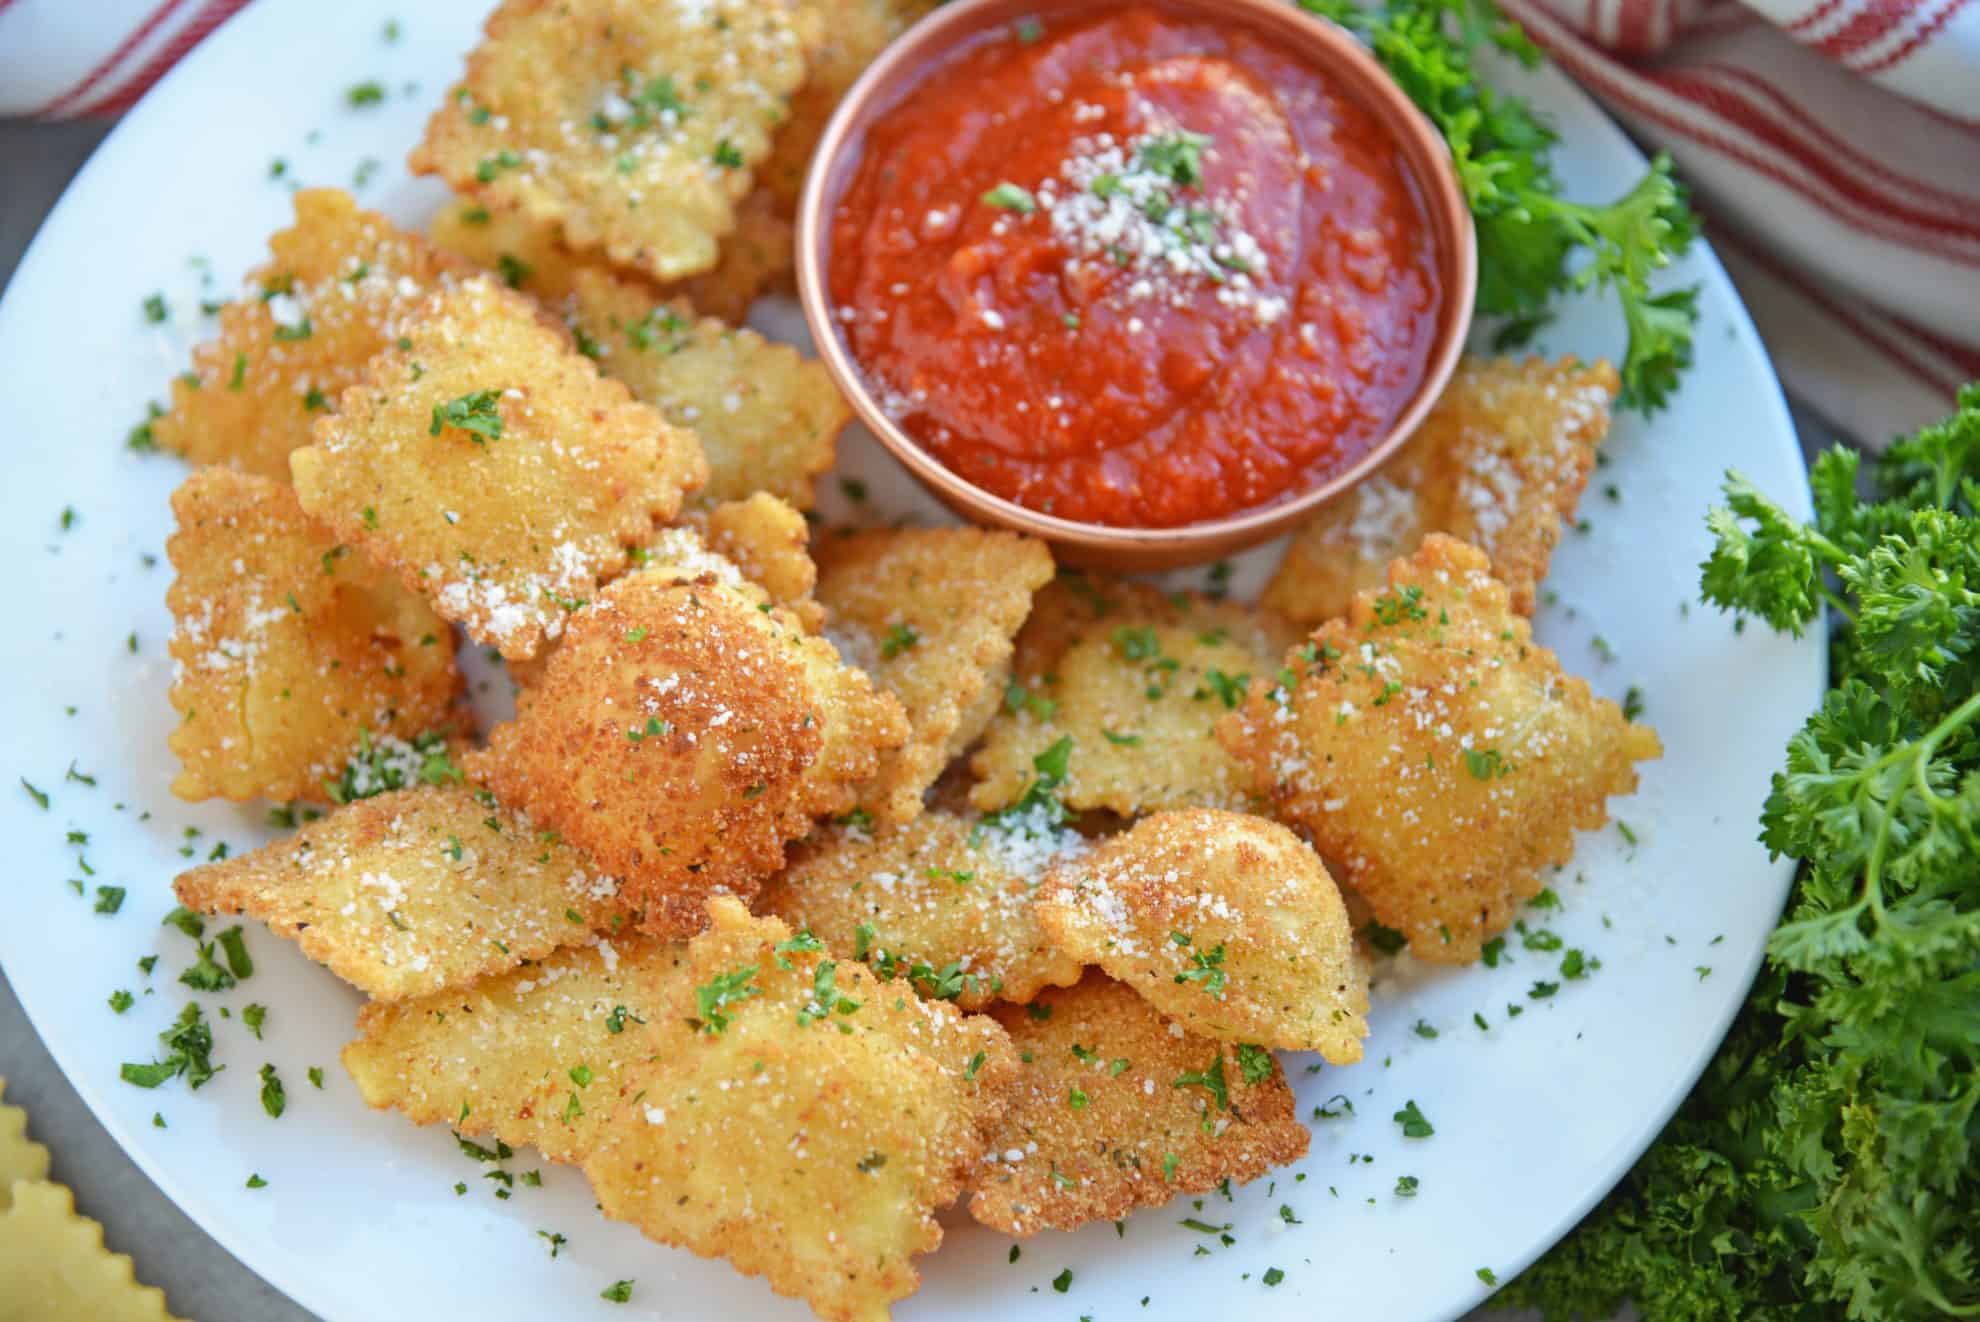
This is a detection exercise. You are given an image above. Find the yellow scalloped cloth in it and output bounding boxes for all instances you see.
[0,1078,184,1322]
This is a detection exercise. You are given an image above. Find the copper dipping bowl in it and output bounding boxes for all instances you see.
[796,0,1476,571]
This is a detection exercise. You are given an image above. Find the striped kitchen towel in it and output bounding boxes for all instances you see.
[0,0,252,121]
[4,0,1978,444]
[1497,0,1980,444]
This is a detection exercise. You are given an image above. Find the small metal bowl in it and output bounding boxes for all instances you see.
[796,0,1476,571]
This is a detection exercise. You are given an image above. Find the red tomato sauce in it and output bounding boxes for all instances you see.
[826,5,1442,527]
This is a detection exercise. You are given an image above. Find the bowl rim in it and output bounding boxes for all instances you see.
[795,0,1478,563]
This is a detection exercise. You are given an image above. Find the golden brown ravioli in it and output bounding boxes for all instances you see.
[411,0,815,282]
[291,275,704,660]
[155,189,471,481]
[1263,356,1618,625]
[165,468,461,803]
[582,897,1017,1322]
[1223,534,1661,963]
[471,566,907,937]
[970,972,1309,1237]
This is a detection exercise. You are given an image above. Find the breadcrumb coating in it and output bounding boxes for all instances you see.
[411,0,815,282]
[582,897,1017,1322]
[1264,356,1618,626]
[818,527,1054,822]
[1222,535,1661,963]
[165,467,462,803]
[472,566,907,937]
[175,786,629,1000]
[759,809,1085,1010]
[969,972,1309,1236]
[291,275,704,660]
[155,189,471,481]
[1037,809,1367,1059]
[971,575,1298,816]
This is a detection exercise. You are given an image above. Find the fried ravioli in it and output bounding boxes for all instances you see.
[290,275,705,660]
[1222,535,1662,963]
[970,576,1298,816]
[676,189,798,319]
[154,189,469,481]
[1263,356,1619,626]
[694,494,822,628]
[173,786,629,1001]
[758,0,940,216]
[429,187,794,323]
[427,194,613,305]
[581,897,1017,1322]
[411,0,815,282]
[164,468,462,803]
[1036,810,1367,1060]
[758,810,1085,1010]
[567,268,847,508]
[506,501,823,700]
[472,567,908,938]
[818,528,1055,822]
[970,972,1309,1236]
[342,938,680,1164]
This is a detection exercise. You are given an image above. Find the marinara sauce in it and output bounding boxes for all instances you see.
[826,5,1441,527]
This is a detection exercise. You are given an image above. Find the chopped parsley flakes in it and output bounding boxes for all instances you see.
[120,1004,220,1091]
[1393,1099,1435,1138]
[259,1064,286,1118]
[694,965,760,1034]
[429,389,505,443]
[982,182,1037,214]
[1170,932,1228,998]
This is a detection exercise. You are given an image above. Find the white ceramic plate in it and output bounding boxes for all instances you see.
[0,4,1820,1320]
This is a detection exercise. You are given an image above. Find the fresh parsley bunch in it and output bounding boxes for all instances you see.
[1505,386,1980,1320]
[1299,0,1700,412]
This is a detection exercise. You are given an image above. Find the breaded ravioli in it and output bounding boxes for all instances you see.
[758,810,1086,1010]
[429,187,795,323]
[505,503,824,701]
[290,275,706,660]
[1263,356,1619,626]
[427,195,620,305]
[970,576,1298,816]
[581,898,1017,1322]
[1035,810,1367,1060]
[411,0,815,282]
[566,268,848,508]
[173,786,628,1001]
[757,0,941,216]
[342,938,680,1164]
[970,972,1309,1237]
[694,494,822,628]
[818,527,1055,822]
[155,189,470,481]
[472,567,908,938]
[1221,535,1662,963]
[164,468,462,803]
[676,190,799,318]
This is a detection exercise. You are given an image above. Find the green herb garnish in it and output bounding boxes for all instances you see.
[429,389,504,443]
[1300,0,1696,412]
[1510,384,1980,1318]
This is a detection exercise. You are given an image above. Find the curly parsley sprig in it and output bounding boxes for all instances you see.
[1505,385,1980,1320]
[1301,0,1699,412]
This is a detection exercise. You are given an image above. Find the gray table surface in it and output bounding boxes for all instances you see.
[0,115,1833,1322]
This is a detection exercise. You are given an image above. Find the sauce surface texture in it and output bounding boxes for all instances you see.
[826,5,1441,527]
